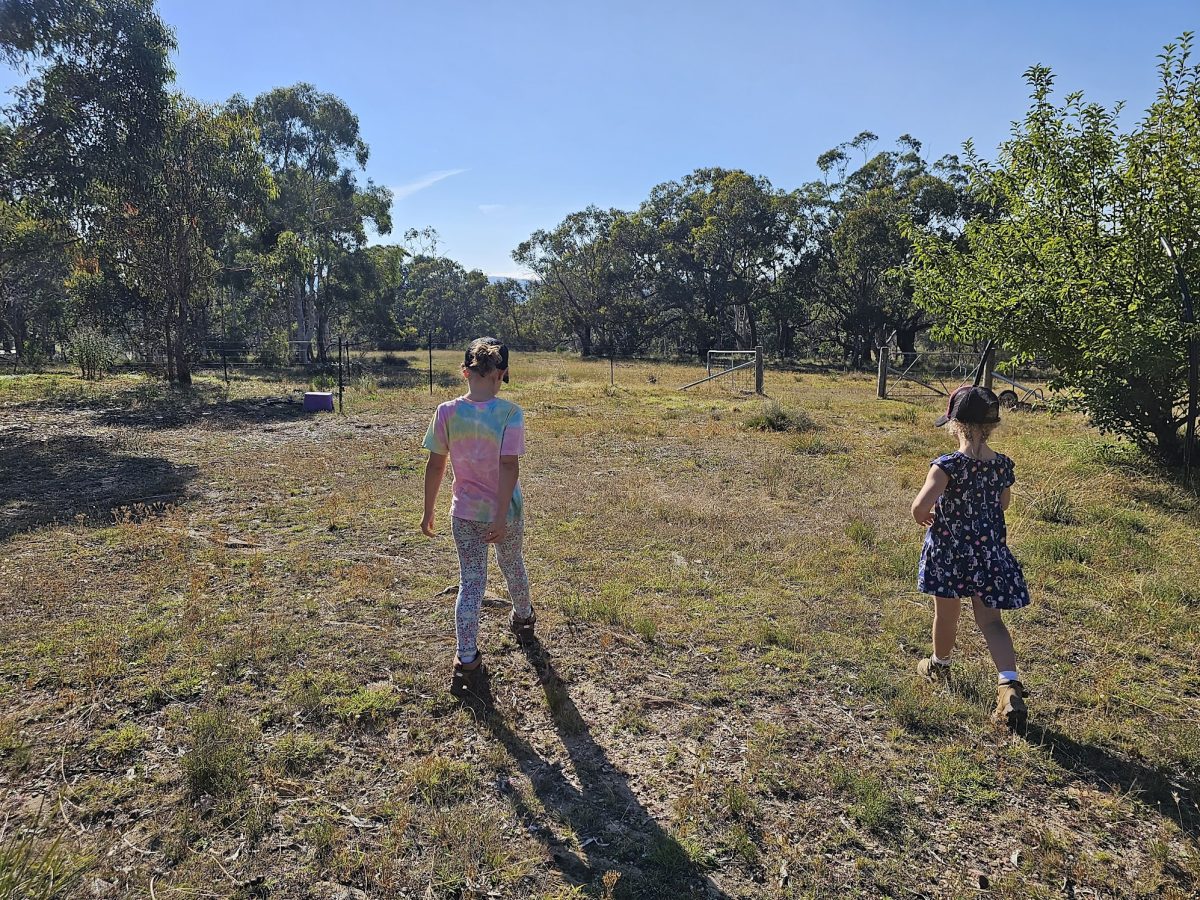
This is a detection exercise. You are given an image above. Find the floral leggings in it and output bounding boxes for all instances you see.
[452,516,532,659]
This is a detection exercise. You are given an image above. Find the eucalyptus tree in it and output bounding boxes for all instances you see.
[513,206,631,356]
[808,133,967,367]
[75,95,272,383]
[0,200,70,358]
[626,168,795,357]
[0,0,174,354]
[0,0,174,212]
[245,84,392,362]
[909,36,1200,464]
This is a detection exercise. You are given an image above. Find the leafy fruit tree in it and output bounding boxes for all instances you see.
[909,35,1200,464]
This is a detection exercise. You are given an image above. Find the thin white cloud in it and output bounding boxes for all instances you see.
[478,204,505,214]
[391,168,467,201]
[487,270,537,281]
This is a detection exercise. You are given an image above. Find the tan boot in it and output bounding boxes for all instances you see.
[916,656,951,685]
[993,680,1028,732]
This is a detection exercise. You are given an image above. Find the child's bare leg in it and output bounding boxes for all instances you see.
[932,596,961,660]
[971,597,1017,674]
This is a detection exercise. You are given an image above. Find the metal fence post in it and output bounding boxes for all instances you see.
[428,332,434,395]
[337,336,344,413]
[877,345,889,399]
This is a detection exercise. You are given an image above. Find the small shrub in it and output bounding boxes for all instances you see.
[723,782,758,819]
[1028,534,1092,565]
[354,373,378,395]
[633,615,658,642]
[180,708,256,799]
[791,433,849,455]
[744,401,815,433]
[0,816,90,900]
[933,748,999,805]
[832,767,904,834]
[327,686,400,731]
[1028,487,1077,524]
[309,372,336,392]
[69,326,118,380]
[257,330,292,368]
[283,669,350,719]
[615,707,650,735]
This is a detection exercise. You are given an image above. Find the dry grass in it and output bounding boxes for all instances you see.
[0,352,1198,898]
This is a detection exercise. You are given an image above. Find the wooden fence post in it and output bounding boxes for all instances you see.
[754,345,764,394]
[877,345,889,399]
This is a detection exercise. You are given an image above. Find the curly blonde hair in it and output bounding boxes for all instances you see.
[948,419,999,443]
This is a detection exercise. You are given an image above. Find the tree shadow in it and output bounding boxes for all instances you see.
[7,380,320,431]
[458,637,729,899]
[90,392,315,431]
[0,435,196,541]
[1023,724,1199,838]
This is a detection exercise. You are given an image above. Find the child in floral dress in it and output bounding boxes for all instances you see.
[910,386,1031,731]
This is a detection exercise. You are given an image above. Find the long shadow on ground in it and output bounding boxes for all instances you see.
[1024,725,1200,838]
[0,435,196,541]
[460,637,729,899]
[7,381,316,431]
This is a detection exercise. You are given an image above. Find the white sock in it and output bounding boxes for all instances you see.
[459,650,477,665]
[998,670,1019,684]
[931,653,951,666]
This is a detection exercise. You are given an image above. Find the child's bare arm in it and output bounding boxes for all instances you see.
[1000,486,1012,511]
[911,466,950,527]
[422,452,448,535]
[484,455,519,543]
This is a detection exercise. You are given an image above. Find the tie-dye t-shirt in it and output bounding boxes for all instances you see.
[422,396,526,523]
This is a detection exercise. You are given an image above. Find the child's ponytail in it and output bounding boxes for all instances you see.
[464,337,510,382]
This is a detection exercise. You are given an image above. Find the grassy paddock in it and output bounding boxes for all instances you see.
[0,352,1197,898]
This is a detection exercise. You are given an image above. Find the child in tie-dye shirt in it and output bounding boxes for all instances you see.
[422,337,534,688]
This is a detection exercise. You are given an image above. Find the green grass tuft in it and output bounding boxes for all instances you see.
[744,401,815,433]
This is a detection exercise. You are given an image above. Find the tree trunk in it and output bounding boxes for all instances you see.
[577,323,592,357]
[895,326,919,367]
[1152,418,1182,466]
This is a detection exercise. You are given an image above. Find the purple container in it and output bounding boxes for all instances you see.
[303,391,335,412]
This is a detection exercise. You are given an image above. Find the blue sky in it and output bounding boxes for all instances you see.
[7,1,1198,276]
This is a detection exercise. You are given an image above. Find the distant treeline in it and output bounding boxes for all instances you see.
[1,4,1197,463]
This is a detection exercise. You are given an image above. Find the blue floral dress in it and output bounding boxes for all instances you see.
[917,451,1030,610]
